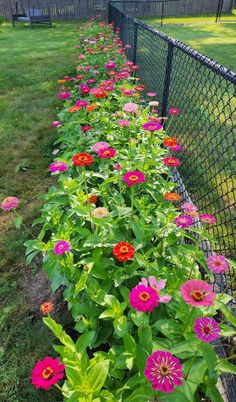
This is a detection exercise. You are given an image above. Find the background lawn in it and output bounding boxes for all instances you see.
[142,11,236,71]
[0,20,83,401]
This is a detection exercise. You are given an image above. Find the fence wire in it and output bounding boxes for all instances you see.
[108,4,236,296]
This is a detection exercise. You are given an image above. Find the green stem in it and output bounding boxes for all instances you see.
[54,383,70,397]
[83,166,92,221]
[188,232,203,279]
[218,271,236,300]
[221,353,236,361]
[185,349,199,380]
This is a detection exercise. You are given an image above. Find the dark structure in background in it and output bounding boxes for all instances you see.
[11,1,52,27]
[0,0,234,20]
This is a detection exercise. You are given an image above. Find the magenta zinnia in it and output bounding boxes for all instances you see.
[144,351,183,393]
[32,357,65,390]
[142,122,162,131]
[174,215,194,228]
[122,171,145,187]
[180,279,215,307]
[49,162,68,173]
[207,255,229,274]
[54,240,71,255]
[163,157,181,167]
[98,147,116,159]
[129,284,159,312]
[194,317,220,342]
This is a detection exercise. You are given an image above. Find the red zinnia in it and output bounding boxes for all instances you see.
[113,241,135,262]
[72,153,94,166]
[87,195,97,204]
[163,157,181,167]
[163,138,177,147]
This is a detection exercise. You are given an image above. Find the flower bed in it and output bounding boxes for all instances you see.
[18,20,236,401]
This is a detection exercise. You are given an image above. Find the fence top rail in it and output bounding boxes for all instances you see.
[110,1,184,3]
[109,3,236,84]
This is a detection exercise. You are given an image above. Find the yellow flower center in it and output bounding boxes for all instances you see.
[79,156,87,161]
[42,367,54,380]
[129,175,138,181]
[192,290,204,301]
[59,244,64,249]
[139,291,150,301]
[120,246,129,253]
[159,365,170,376]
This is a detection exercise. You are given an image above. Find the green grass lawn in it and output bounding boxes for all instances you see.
[0,20,82,401]
[142,11,236,71]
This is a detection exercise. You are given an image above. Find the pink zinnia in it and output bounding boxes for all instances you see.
[49,162,68,173]
[199,214,216,225]
[163,157,181,167]
[81,125,92,132]
[122,171,146,187]
[142,122,162,132]
[129,284,159,312]
[139,276,171,303]
[32,357,64,390]
[144,351,183,393]
[207,255,229,274]
[180,279,215,307]
[75,99,88,108]
[54,240,70,255]
[182,202,197,213]
[52,121,61,127]
[105,61,116,69]
[174,215,193,228]
[118,119,130,127]
[147,92,157,97]
[1,196,19,211]
[98,147,116,159]
[58,92,70,100]
[113,163,123,170]
[194,317,220,342]
[123,102,138,113]
[92,142,109,153]
[169,108,181,115]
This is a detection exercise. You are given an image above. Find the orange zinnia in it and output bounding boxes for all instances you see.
[164,192,181,201]
[113,241,135,262]
[86,103,98,112]
[40,301,54,315]
[68,106,81,113]
[58,79,66,85]
[163,138,177,147]
[72,153,94,167]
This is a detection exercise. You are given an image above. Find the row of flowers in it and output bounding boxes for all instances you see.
[3,19,236,402]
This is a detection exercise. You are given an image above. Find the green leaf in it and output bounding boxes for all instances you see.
[131,311,149,327]
[114,315,128,337]
[124,385,153,402]
[14,215,23,229]
[86,360,109,394]
[205,384,224,402]
[216,359,236,375]
[220,323,236,337]
[218,302,236,327]
[153,319,182,339]
[170,336,201,358]
[75,331,96,353]
[138,325,152,354]
[123,333,136,355]
[43,317,76,353]
[201,342,217,378]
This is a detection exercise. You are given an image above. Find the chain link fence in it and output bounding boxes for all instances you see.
[108,3,236,295]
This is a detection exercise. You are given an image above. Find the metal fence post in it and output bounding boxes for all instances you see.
[160,1,164,27]
[133,21,138,65]
[161,41,174,118]
[108,1,111,23]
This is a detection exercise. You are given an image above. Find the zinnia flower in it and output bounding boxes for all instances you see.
[163,157,181,167]
[75,99,88,108]
[182,202,197,213]
[49,162,68,173]
[163,138,177,148]
[146,92,157,97]
[1,196,19,211]
[122,171,145,187]
[52,121,61,127]
[92,142,109,153]
[113,241,135,262]
[92,207,108,219]
[98,147,116,159]
[32,357,65,390]
[81,125,92,132]
[140,277,171,303]
[164,192,181,201]
[113,163,123,170]
[180,279,215,307]
[40,301,54,315]
[199,214,216,225]
[169,108,181,115]
[129,284,159,312]
[105,61,116,69]
[118,119,130,127]
[194,317,220,342]
[149,101,159,106]
[144,351,183,393]
[174,215,193,228]
[142,122,162,131]
[87,195,97,204]
[123,102,138,113]
[54,240,71,255]
[72,153,94,167]
[57,92,70,100]
[170,144,182,152]
[207,255,229,274]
